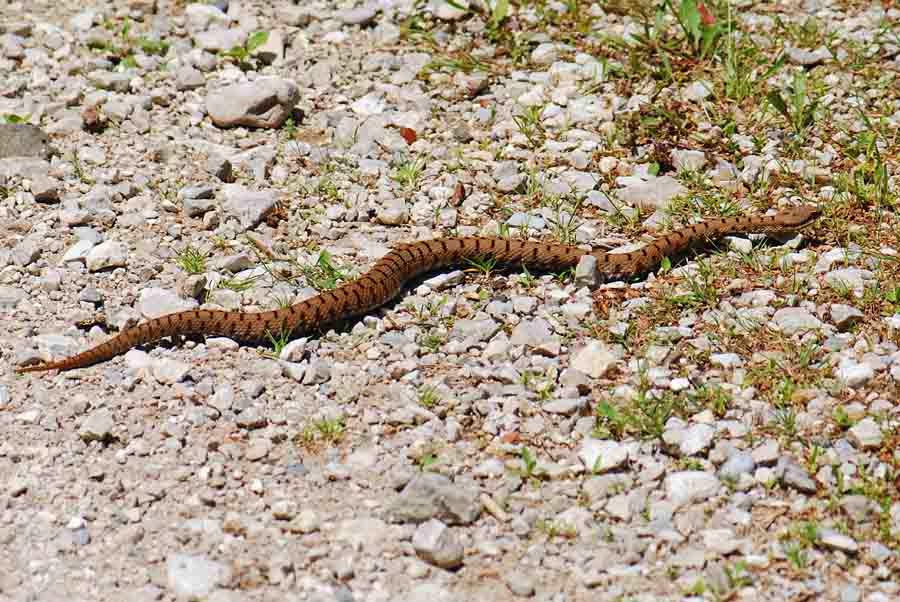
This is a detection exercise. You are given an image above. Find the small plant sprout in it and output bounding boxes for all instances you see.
[222,31,270,70]
[417,385,441,408]
[392,157,426,190]
[175,245,207,275]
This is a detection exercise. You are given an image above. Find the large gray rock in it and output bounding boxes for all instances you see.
[0,124,53,159]
[206,77,299,128]
[386,473,481,525]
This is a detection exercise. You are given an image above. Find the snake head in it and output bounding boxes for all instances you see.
[778,205,821,229]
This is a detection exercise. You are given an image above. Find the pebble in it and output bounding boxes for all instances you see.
[847,418,882,450]
[578,439,628,473]
[85,240,128,272]
[387,473,481,525]
[79,409,114,443]
[772,307,822,335]
[570,341,619,378]
[664,471,720,507]
[412,519,464,569]
[166,554,232,599]
[221,184,278,230]
[206,78,299,128]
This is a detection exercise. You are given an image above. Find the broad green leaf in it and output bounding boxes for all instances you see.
[246,31,270,53]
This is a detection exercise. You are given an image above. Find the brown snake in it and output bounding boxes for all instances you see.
[16,206,820,373]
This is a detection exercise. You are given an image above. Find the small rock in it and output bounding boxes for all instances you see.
[0,124,52,159]
[375,199,409,225]
[30,174,60,202]
[570,341,618,378]
[175,66,206,91]
[207,154,234,182]
[505,572,536,597]
[574,255,599,288]
[166,554,232,600]
[206,78,299,129]
[718,452,755,480]
[616,175,686,210]
[671,149,707,172]
[835,358,874,387]
[79,408,114,443]
[777,456,817,494]
[819,528,858,553]
[85,240,127,272]
[663,423,714,457]
[221,184,278,230]
[412,519,464,569]
[664,471,720,507]
[387,473,481,525]
[848,418,882,450]
[771,307,822,335]
[578,439,628,473]
[510,318,553,347]
[829,304,865,330]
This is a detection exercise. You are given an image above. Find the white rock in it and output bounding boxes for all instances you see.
[664,471,720,507]
[578,439,628,473]
[570,341,619,378]
[85,240,127,272]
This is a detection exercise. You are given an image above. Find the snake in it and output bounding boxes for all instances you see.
[15,205,820,373]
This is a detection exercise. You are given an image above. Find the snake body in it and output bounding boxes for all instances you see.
[16,206,819,373]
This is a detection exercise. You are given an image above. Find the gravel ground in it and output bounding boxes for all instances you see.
[2,1,900,601]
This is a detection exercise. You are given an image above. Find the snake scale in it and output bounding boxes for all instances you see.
[16,206,820,373]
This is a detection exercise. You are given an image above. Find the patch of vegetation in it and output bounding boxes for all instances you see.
[301,250,349,291]
[175,245,207,275]
[221,31,270,70]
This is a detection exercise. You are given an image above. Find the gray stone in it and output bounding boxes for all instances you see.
[777,456,817,494]
[88,70,133,92]
[137,287,198,319]
[829,304,864,330]
[570,341,619,378]
[819,528,858,553]
[206,78,299,129]
[578,439,628,473]
[786,45,831,66]
[671,149,707,172]
[79,408,114,443]
[340,6,378,25]
[0,286,26,308]
[166,554,232,600]
[221,184,278,230]
[386,473,481,525]
[615,175,686,210]
[86,240,128,272]
[848,418,882,450]
[207,154,234,182]
[824,268,873,296]
[252,31,284,64]
[0,124,52,159]
[62,239,95,264]
[194,28,246,53]
[772,307,822,335]
[664,471,720,507]
[375,198,409,225]
[30,174,60,202]
[718,452,755,480]
[510,318,553,347]
[12,237,41,266]
[574,255,599,288]
[505,572,536,597]
[175,66,205,91]
[836,358,874,387]
[412,519,463,569]
[663,423,714,457]
[151,359,191,384]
